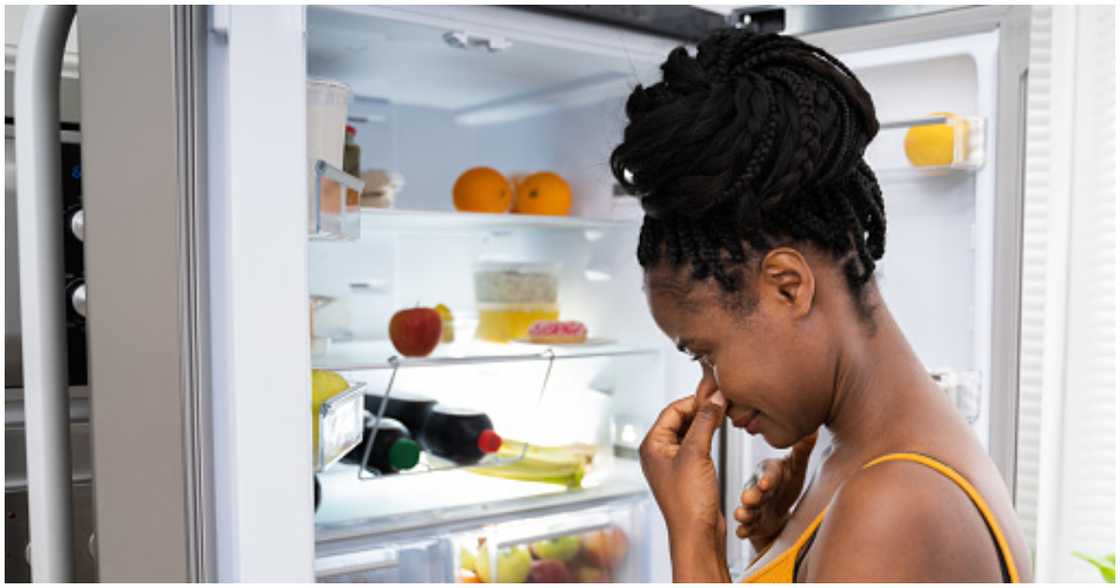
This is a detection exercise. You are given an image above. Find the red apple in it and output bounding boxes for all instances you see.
[389,307,442,357]
[580,526,630,570]
[528,559,572,583]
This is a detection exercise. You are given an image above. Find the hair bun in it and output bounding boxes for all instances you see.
[611,28,879,221]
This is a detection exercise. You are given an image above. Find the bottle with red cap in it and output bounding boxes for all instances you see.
[343,125,360,176]
[419,404,503,466]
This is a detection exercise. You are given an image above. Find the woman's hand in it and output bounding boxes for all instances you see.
[640,369,731,582]
[733,430,818,554]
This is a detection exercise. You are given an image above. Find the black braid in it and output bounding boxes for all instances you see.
[610,28,886,318]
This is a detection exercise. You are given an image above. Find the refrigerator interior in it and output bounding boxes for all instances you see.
[304,6,691,582]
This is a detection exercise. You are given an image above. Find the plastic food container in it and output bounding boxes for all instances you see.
[307,79,352,169]
[474,262,559,343]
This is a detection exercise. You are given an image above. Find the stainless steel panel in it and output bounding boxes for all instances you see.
[730,5,961,36]
[5,483,97,583]
[77,6,210,581]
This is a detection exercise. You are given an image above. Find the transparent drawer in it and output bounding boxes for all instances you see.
[316,538,451,583]
[452,501,646,583]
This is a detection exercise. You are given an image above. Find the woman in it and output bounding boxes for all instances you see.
[610,28,1032,582]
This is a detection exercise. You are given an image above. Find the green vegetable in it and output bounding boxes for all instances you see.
[1073,552,1115,583]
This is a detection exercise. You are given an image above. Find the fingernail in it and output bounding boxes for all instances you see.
[710,391,726,407]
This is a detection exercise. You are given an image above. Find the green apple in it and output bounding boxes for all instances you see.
[530,535,581,562]
[477,542,532,583]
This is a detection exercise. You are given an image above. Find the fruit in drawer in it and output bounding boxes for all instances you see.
[580,526,630,569]
[529,535,581,562]
[529,559,573,583]
[512,171,571,216]
[573,564,609,583]
[453,167,512,213]
[477,542,532,583]
[388,307,442,357]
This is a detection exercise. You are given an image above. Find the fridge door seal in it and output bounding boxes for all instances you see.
[77,5,213,581]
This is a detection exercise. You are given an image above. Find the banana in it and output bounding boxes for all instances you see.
[468,439,597,488]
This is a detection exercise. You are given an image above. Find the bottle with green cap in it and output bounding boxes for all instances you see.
[341,413,421,474]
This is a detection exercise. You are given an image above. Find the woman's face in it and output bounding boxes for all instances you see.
[645,249,839,449]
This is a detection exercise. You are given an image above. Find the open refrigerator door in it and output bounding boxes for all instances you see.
[722,5,1030,577]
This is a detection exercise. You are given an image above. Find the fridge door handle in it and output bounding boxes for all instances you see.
[15,5,78,582]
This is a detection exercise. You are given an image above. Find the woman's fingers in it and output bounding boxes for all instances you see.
[681,379,726,455]
[757,459,783,493]
[741,483,762,508]
[741,460,780,504]
[644,395,696,448]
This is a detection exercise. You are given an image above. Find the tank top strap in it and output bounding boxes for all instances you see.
[861,452,1020,583]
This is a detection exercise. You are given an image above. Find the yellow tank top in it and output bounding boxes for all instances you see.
[742,452,1020,583]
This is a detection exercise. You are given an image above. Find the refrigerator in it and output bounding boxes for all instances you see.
[10,4,1030,582]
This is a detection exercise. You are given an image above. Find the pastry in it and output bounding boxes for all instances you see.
[527,320,587,344]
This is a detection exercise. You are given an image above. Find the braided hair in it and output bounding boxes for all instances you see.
[611,29,886,316]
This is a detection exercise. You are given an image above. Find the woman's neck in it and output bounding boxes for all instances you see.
[823,301,940,462]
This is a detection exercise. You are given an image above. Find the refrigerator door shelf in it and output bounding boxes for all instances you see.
[871,115,988,179]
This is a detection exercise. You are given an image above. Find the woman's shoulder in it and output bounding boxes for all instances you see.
[803,456,1010,581]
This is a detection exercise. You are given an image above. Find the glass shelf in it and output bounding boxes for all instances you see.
[314,458,647,541]
[359,208,639,236]
[311,339,660,371]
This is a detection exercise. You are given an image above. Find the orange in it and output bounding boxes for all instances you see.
[453,167,512,213]
[513,171,572,216]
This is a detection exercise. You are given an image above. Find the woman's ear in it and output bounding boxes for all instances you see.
[760,248,816,318]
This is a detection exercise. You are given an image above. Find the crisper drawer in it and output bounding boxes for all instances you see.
[315,538,451,583]
[315,496,650,583]
[452,499,649,583]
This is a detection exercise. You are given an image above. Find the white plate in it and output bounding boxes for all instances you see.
[511,336,615,347]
